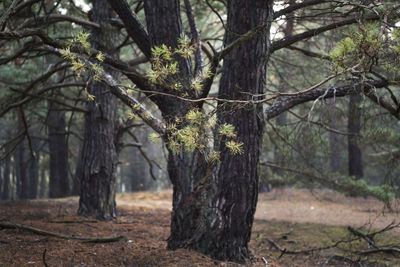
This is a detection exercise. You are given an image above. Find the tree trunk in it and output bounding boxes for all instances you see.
[348,94,363,179]
[77,0,120,220]
[48,101,69,198]
[0,164,2,197]
[15,139,28,200]
[161,0,272,263]
[28,137,39,199]
[39,167,47,198]
[270,2,294,181]
[205,0,271,262]
[329,99,340,172]
[143,0,208,251]
[112,0,271,262]
[1,155,10,200]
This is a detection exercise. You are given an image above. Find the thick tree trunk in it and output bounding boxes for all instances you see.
[110,0,271,262]
[143,0,207,250]
[154,0,272,263]
[205,1,271,262]
[348,94,363,179]
[48,102,69,198]
[77,0,120,220]
[1,155,9,200]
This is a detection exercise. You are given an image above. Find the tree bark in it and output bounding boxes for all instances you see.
[210,0,271,262]
[111,0,272,262]
[143,0,209,252]
[162,0,272,263]
[48,101,69,198]
[77,0,120,220]
[348,94,363,179]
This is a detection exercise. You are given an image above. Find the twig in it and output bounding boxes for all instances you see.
[49,220,98,224]
[42,249,49,267]
[347,226,379,249]
[0,0,18,28]
[266,238,355,256]
[0,222,123,243]
[356,247,400,255]
[262,257,268,267]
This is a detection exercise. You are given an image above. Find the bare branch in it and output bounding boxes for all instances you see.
[273,0,331,19]
[106,0,151,58]
[0,0,18,28]
[17,14,100,30]
[265,79,388,120]
[271,12,398,53]
[184,0,204,76]
[0,222,123,243]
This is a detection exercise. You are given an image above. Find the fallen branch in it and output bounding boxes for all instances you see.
[347,226,379,249]
[42,249,49,267]
[356,247,400,255]
[0,222,123,243]
[49,220,98,224]
[266,238,347,256]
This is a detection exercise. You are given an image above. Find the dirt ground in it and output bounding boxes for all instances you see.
[0,188,399,267]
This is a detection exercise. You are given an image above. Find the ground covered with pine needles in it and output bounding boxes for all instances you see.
[0,189,399,266]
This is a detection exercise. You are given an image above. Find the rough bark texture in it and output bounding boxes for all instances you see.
[77,0,119,220]
[143,0,208,252]
[209,0,272,262]
[143,0,192,118]
[164,0,272,261]
[48,102,69,198]
[112,0,272,262]
[348,94,363,179]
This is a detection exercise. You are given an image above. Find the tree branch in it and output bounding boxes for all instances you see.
[184,0,204,76]
[265,79,388,120]
[0,0,18,28]
[17,14,100,30]
[106,0,151,58]
[271,13,394,53]
[0,222,123,243]
[273,0,331,19]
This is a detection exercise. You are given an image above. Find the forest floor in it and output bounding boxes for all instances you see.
[0,188,399,267]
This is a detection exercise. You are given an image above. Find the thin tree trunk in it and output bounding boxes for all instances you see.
[16,139,28,200]
[348,94,363,179]
[0,164,2,197]
[77,0,120,220]
[48,101,69,198]
[270,1,294,182]
[39,167,47,198]
[28,137,39,199]
[329,99,340,172]
[1,155,10,200]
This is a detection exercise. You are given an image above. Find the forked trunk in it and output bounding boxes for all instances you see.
[165,0,272,263]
